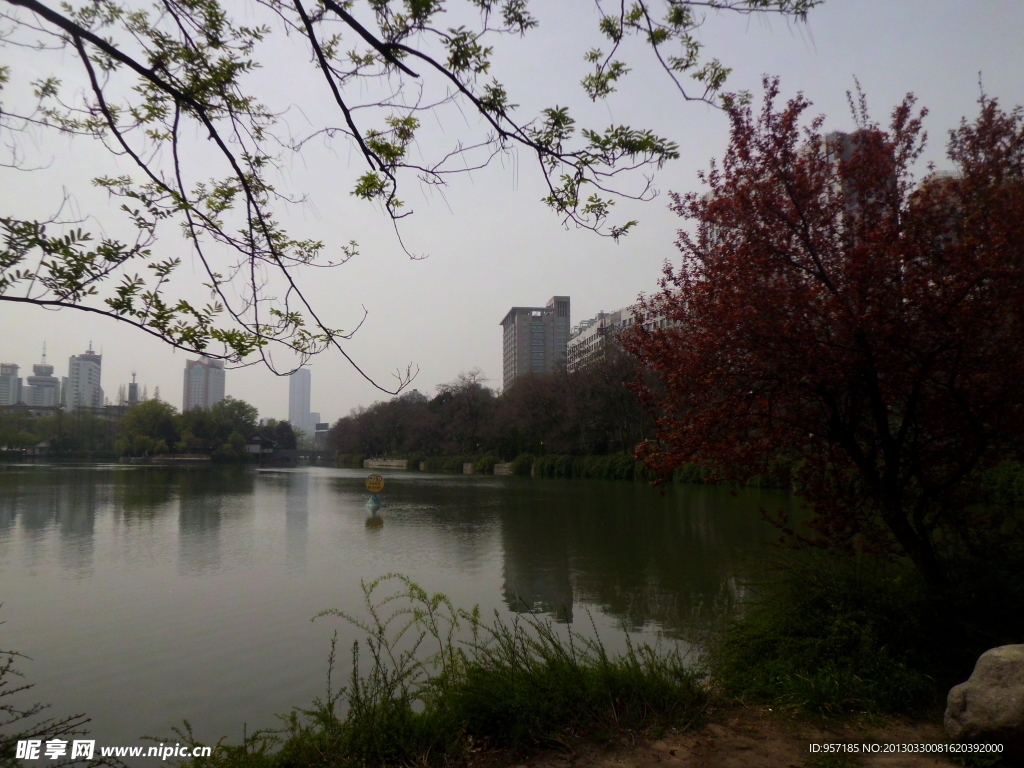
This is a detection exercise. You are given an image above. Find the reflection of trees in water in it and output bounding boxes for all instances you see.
[111,467,177,519]
[329,475,500,565]
[258,470,312,570]
[175,469,253,575]
[0,478,20,534]
[56,475,102,577]
[498,480,789,637]
[178,484,223,576]
[0,467,107,575]
[285,472,309,571]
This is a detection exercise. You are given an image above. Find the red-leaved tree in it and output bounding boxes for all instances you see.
[623,79,1024,587]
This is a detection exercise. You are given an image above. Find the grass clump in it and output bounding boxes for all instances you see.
[710,554,940,715]
[711,543,1024,716]
[180,575,707,768]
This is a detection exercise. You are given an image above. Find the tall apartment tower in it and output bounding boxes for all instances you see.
[66,344,103,411]
[128,372,139,405]
[500,296,570,391]
[182,357,225,411]
[24,345,61,407]
[0,363,22,406]
[288,369,319,436]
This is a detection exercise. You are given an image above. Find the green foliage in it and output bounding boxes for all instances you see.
[510,452,534,475]
[173,575,708,767]
[1,0,817,379]
[210,397,259,440]
[711,555,938,714]
[979,461,1024,507]
[471,454,500,474]
[421,455,472,473]
[118,398,179,455]
[335,453,365,468]
[532,453,654,481]
[254,419,298,450]
[711,546,1024,715]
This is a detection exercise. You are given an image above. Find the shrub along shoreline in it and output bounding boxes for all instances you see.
[174,575,710,768]
[170,549,1024,768]
[339,454,1024,508]
[337,451,786,488]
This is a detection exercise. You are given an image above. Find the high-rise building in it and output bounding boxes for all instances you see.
[66,344,103,411]
[182,357,225,411]
[0,363,22,406]
[128,372,139,405]
[499,296,570,391]
[567,303,679,373]
[23,345,61,407]
[288,369,319,436]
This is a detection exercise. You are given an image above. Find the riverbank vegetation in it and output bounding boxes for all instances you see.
[624,85,1024,592]
[712,543,1024,717]
[174,576,708,768]
[0,396,294,460]
[327,353,654,462]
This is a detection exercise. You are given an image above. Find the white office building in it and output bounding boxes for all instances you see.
[0,363,22,406]
[23,347,61,407]
[182,357,226,411]
[288,369,319,436]
[66,345,104,411]
[567,304,677,372]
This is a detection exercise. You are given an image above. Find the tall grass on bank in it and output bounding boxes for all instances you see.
[711,554,936,714]
[710,546,1024,716]
[180,575,708,768]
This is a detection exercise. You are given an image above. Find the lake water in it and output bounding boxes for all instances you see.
[0,464,792,750]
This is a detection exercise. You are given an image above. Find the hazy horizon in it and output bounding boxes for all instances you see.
[4,0,1023,425]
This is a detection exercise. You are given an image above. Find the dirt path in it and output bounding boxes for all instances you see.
[504,707,958,768]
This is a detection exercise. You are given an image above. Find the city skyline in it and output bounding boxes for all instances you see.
[2,0,1023,423]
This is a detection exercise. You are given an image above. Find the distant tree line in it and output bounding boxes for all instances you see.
[0,396,295,460]
[327,350,653,461]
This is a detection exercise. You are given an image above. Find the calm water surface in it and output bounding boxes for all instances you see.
[0,464,792,749]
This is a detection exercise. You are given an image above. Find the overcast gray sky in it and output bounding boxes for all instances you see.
[3,0,1023,424]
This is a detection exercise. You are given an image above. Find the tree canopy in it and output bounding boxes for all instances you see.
[623,80,1024,586]
[0,0,816,389]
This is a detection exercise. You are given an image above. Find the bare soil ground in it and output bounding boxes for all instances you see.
[498,706,958,768]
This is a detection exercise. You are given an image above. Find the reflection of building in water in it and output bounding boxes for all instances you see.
[495,481,790,637]
[178,486,222,575]
[0,469,103,574]
[48,472,103,576]
[500,509,574,623]
[285,471,309,571]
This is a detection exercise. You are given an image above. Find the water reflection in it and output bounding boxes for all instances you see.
[1,464,789,753]
[492,479,792,634]
[56,477,100,577]
[318,472,788,636]
[175,469,254,575]
[285,471,309,572]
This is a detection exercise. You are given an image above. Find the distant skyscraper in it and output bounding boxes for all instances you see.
[500,296,570,390]
[288,368,315,436]
[23,345,61,407]
[0,363,22,406]
[128,372,139,405]
[66,344,103,411]
[182,357,225,411]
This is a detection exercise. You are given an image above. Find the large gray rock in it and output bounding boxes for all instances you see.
[945,644,1024,758]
